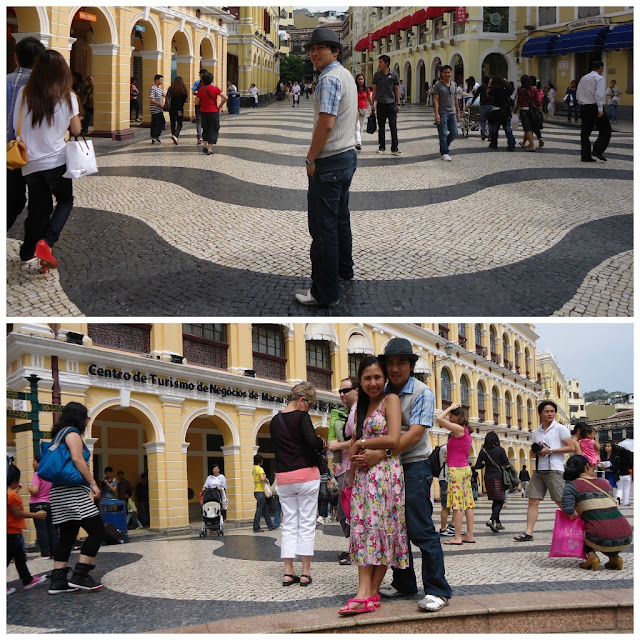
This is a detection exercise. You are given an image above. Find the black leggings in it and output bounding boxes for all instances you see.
[491,500,504,523]
[54,514,105,562]
[7,534,32,585]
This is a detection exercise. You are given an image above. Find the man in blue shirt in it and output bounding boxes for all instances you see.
[192,68,207,144]
[352,337,452,612]
[295,28,357,308]
[7,37,45,233]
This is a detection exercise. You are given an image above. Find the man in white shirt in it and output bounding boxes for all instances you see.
[576,59,611,162]
[514,401,573,542]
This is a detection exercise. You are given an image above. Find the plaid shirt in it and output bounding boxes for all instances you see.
[315,61,342,116]
[385,377,434,428]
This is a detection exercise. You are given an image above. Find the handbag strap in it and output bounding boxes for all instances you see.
[48,426,74,452]
[483,446,501,469]
[580,478,617,505]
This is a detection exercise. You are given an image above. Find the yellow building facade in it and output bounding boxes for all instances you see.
[535,350,571,425]
[7,322,541,542]
[226,6,282,103]
[7,6,232,140]
[348,6,633,110]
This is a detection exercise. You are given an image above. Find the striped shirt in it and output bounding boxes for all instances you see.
[149,84,164,114]
[50,485,99,525]
[315,61,342,115]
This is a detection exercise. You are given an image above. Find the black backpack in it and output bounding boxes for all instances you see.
[428,445,442,478]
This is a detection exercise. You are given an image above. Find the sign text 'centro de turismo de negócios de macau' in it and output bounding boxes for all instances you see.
[87,364,341,414]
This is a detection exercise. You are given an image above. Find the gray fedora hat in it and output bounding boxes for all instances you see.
[304,27,342,51]
[378,337,419,365]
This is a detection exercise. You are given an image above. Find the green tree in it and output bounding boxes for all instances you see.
[279,55,306,84]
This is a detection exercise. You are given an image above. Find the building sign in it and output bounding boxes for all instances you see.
[87,364,341,413]
[77,11,97,22]
[483,7,509,33]
[567,17,609,31]
[456,7,467,24]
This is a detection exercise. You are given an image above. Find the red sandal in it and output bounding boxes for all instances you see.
[339,597,377,616]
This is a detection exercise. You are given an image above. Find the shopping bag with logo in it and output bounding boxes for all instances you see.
[548,510,587,559]
[62,136,98,179]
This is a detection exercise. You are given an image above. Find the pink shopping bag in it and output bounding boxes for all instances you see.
[548,510,587,559]
[340,484,353,524]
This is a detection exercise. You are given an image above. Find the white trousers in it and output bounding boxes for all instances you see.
[616,474,631,505]
[278,479,320,558]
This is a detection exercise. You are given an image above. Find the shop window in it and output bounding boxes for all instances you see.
[483,7,509,33]
[577,6,600,18]
[252,324,286,381]
[306,340,332,390]
[348,353,365,379]
[453,20,465,36]
[182,324,228,370]
[538,7,556,26]
[88,324,151,353]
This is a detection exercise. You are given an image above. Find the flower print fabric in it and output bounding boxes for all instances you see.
[349,399,409,568]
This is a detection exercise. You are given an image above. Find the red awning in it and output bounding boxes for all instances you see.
[355,38,367,51]
[399,15,413,30]
[388,20,401,34]
[441,7,456,11]
[380,25,391,37]
[410,9,427,25]
[371,29,383,41]
[425,7,445,20]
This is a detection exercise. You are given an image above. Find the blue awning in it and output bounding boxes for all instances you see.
[521,35,557,57]
[604,23,633,51]
[552,27,609,56]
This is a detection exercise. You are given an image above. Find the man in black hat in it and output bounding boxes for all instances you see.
[294,27,357,308]
[352,337,452,612]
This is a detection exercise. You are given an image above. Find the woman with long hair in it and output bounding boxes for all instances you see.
[514,74,542,152]
[436,403,475,544]
[339,355,408,615]
[270,382,325,586]
[474,431,510,532]
[13,50,82,271]
[196,72,228,155]
[562,455,632,570]
[167,75,188,145]
[354,74,373,151]
[48,402,105,594]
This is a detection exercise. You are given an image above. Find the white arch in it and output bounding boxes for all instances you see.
[169,24,194,57]
[305,323,338,345]
[88,397,164,442]
[477,45,518,83]
[347,330,374,355]
[37,7,50,34]
[127,12,162,51]
[181,407,240,446]
[253,414,275,441]
[67,6,118,46]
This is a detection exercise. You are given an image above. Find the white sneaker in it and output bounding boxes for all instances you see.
[316,516,324,524]
[7,587,16,595]
[418,595,449,612]
[171,135,178,145]
[442,154,452,162]
[295,288,338,308]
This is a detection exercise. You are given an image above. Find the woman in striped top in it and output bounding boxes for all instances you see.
[48,402,105,594]
[562,455,632,571]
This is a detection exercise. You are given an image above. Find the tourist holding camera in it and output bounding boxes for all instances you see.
[514,401,573,542]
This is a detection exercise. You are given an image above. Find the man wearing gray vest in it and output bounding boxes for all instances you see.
[295,28,358,308]
[352,338,452,612]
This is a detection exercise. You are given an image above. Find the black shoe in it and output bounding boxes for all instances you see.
[507,146,515,151]
[581,157,597,162]
[486,520,499,533]
[594,153,607,161]
[48,568,80,595]
[68,562,103,591]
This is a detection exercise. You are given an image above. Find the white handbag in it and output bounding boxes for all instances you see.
[63,136,98,179]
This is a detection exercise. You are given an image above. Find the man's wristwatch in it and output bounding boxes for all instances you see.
[305,158,315,166]
[385,448,393,457]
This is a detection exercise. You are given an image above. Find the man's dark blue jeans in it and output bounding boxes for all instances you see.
[307,149,357,306]
[390,459,452,599]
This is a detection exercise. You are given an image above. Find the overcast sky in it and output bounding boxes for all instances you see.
[534,323,633,394]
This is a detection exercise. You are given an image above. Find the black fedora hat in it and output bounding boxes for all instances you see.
[304,27,342,51]
[378,338,418,365]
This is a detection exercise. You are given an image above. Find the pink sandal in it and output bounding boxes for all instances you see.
[339,597,377,616]
[370,594,382,608]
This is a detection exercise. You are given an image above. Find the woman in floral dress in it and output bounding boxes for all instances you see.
[339,355,409,615]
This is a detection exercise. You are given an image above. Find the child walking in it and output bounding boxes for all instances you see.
[7,464,48,595]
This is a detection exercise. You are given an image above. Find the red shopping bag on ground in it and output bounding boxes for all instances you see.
[340,485,353,524]
[548,510,587,559]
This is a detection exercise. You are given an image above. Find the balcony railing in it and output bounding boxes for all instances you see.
[491,352,501,365]
[493,412,499,425]
[475,346,487,357]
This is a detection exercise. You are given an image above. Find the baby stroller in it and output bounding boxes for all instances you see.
[199,487,224,537]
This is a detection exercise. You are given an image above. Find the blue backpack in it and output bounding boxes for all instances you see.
[38,427,90,487]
